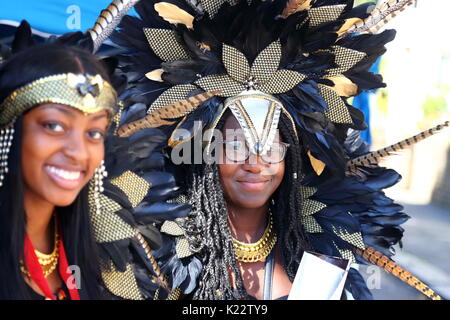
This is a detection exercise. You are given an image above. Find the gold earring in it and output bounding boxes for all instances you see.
[90,160,107,214]
[0,119,15,187]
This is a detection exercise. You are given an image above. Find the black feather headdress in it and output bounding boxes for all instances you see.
[113,0,397,175]
[109,0,446,300]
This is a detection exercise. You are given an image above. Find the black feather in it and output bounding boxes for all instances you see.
[101,240,132,272]
[11,20,35,53]
[344,268,373,300]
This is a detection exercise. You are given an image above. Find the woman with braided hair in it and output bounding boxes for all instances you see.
[180,110,311,299]
[111,0,446,300]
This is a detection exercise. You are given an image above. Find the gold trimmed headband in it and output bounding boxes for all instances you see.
[0,73,118,127]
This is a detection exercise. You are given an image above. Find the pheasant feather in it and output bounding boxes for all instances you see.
[347,120,449,168]
[117,90,221,137]
[344,0,414,35]
[355,247,443,300]
[135,230,171,293]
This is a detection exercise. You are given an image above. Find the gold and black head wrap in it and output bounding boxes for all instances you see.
[0,73,118,127]
[0,70,117,186]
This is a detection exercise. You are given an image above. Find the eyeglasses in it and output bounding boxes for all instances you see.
[222,140,289,164]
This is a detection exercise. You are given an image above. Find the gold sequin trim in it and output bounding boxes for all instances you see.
[301,215,324,233]
[101,262,143,300]
[89,193,135,243]
[332,225,365,249]
[319,84,353,124]
[143,28,189,62]
[326,46,366,77]
[110,170,151,208]
[161,220,185,236]
[308,5,347,27]
[167,287,182,300]
[250,40,282,83]
[333,241,356,263]
[0,73,117,126]
[201,0,238,18]
[176,237,194,259]
[299,185,327,217]
[222,44,250,83]
[148,84,197,114]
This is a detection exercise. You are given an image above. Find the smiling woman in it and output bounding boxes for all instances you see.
[213,110,303,300]
[106,0,449,301]
[21,104,108,207]
[0,41,117,299]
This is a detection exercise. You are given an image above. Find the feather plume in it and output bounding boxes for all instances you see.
[117,90,221,137]
[11,20,35,53]
[146,69,164,82]
[325,75,358,97]
[185,0,204,15]
[154,2,195,29]
[88,0,142,53]
[135,230,171,292]
[307,150,326,175]
[355,247,443,300]
[336,17,363,38]
[347,120,449,168]
[281,0,313,18]
[344,0,414,35]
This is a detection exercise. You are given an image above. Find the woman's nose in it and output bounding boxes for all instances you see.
[241,153,266,172]
[63,130,89,163]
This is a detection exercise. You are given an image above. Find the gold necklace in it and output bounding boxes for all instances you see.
[21,226,60,278]
[232,213,277,263]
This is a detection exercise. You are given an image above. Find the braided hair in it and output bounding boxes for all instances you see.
[182,111,311,300]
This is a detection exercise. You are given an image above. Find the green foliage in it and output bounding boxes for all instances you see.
[422,92,449,121]
[354,0,374,5]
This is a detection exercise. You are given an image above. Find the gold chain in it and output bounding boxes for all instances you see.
[21,226,60,278]
[232,213,277,263]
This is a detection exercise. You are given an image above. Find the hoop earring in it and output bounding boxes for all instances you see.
[90,160,107,214]
[0,120,16,187]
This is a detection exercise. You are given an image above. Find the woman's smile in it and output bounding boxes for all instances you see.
[236,177,271,192]
[21,103,107,207]
[218,114,285,209]
[44,164,85,190]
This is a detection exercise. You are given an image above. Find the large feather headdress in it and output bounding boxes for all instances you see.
[113,0,404,175]
[109,0,446,300]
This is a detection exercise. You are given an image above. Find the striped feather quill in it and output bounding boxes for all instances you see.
[344,0,414,35]
[135,230,171,293]
[88,0,142,53]
[355,247,443,300]
[347,120,449,169]
[117,90,221,137]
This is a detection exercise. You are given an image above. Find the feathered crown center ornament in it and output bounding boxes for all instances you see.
[243,76,259,90]
[195,40,306,97]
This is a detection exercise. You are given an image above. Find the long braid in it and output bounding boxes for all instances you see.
[183,164,245,299]
[274,114,312,279]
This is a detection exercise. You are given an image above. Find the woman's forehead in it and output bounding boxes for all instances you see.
[32,103,109,120]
